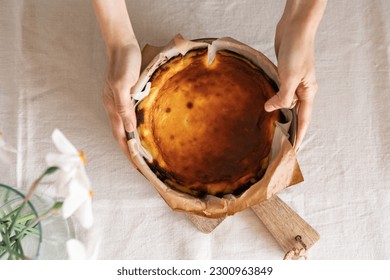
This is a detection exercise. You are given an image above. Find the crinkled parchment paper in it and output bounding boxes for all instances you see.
[128,35,303,218]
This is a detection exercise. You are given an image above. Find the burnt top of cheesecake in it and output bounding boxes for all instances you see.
[136,49,280,197]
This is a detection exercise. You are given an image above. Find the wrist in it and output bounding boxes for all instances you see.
[107,39,141,63]
[106,35,139,55]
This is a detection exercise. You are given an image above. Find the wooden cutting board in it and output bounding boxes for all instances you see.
[187,195,320,259]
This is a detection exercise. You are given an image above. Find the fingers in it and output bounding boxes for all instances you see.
[111,82,136,133]
[108,109,138,169]
[264,76,317,152]
[264,77,300,112]
[294,96,314,152]
[101,44,141,164]
[107,45,141,133]
[103,87,137,168]
[109,66,138,133]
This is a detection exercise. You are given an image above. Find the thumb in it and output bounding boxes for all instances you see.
[264,94,284,112]
[264,79,299,112]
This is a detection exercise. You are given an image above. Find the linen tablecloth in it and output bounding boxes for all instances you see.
[1,0,389,259]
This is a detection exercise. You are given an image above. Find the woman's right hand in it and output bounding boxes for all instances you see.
[264,0,327,151]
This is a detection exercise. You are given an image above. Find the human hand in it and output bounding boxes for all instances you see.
[103,43,141,161]
[265,20,318,151]
[92,0,142,163]
[264,0,326,151]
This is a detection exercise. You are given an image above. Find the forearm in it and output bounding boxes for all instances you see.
[275,0,327,56]
[92,0,138,57]
[279,0,327,38]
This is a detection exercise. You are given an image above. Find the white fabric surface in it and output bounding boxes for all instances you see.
[1,0,390,260]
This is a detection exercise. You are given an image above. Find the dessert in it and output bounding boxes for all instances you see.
[136,48,280,197]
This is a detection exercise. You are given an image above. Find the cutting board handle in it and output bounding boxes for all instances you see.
[251,195,320,259]
[187,195,320,259]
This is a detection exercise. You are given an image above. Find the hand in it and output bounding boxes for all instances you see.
[92,0,142,163]
[264,0,326,151]
[103,43,141,161]
[265,21,317,151]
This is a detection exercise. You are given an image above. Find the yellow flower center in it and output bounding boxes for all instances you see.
[79,150,87,165]
[89,190,94,198]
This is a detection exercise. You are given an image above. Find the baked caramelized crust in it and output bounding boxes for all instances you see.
[136,49,280,197]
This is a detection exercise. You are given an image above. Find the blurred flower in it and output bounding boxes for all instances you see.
[66,238,100,260]
[62,178,94,228]
[0,131,17,165]
[46,129,94,228]
[0,128,97,260]
[46,129,90,190]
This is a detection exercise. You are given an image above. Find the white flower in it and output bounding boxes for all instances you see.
[46,129,94,228]
[46,129,90,190]
[0,131,17,165]
[66,238,101,260]
[62,178,94,228]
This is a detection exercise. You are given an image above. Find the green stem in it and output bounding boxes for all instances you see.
[14,202,61,241]
[0,207,20,222]
[0,246,6,258]
[8,242,24,260]
[6,166,59,237]
[14,239,24,260]
[13,221,39,241]
[0,167,59,260]
[1,229,38,259]
[23,166,59,203]
[0,246,8,259]
[15,213,36,224]
[0,233,35,260]
[13,224,40,238]
[7,202,26,234]
[0,223,13,258]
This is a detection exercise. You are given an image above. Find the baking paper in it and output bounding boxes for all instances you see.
[129,34,303,218]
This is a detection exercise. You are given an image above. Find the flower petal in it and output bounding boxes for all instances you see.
[51,129,78,155]
[62,180,89,219]
[75,198,94,229]
[74,166,91,189]
[55,171,71,197]
[45,153,81,171]
[66,239,87,260]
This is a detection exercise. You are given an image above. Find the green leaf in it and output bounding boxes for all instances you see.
[52,201,63,210]
[7,202,27,234]
[40,166,59,179]
[15,213,36,224]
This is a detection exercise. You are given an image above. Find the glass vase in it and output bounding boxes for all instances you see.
[0,184,75,260]
[0,184,42,259]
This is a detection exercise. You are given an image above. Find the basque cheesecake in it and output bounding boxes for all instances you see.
[136,48,280,197]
